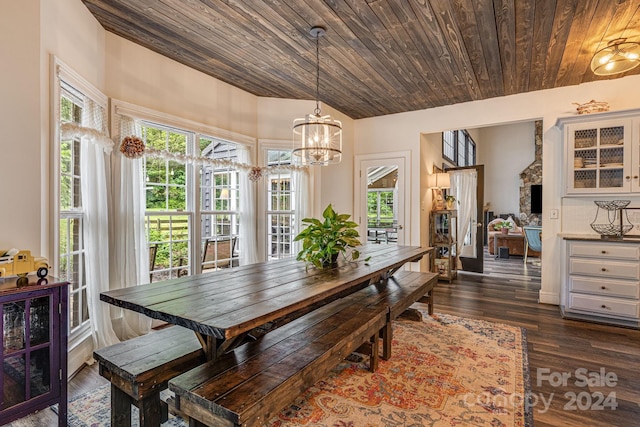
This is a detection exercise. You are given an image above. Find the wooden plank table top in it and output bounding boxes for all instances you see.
[101,244,429,359]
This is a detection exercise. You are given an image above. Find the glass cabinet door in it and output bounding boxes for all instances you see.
[568,120,630,194]
[1,295,52,411]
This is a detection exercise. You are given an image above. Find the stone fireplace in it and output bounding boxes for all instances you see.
[519,120,542,225]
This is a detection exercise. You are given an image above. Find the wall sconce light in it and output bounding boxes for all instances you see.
[591,39,640,76]
[428,172,450,210]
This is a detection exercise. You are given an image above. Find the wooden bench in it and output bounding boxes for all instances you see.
[169,293,389,427]
[349,270,438,360]
[168,270,437,427]
[93,325,206,427]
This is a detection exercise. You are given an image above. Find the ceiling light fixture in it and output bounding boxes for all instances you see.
[293,26,342,166]
[590,38,640,76]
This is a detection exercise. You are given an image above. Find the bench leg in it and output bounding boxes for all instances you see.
[417,290,435,316]
[111,384,133,427]
[381,319,392,361]
[138,393,164,427]
[368,332,378,372]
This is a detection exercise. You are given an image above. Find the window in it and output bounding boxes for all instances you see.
[367,191,395,226]
[142,122,244,280]
[199,137,240,270]
[442,130,476,167]
[58,84,90,341]
[443,130,456,163]
[143,123,192,281]
[265,149,295,260]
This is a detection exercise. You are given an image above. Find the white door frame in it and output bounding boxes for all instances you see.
[354,151,411,245]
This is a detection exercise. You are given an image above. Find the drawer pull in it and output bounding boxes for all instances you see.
[601,250,607,254]
[601,268,607,272]
[601,286,607,290]
[601,305,608,309]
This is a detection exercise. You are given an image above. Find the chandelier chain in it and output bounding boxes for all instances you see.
[314,31,321,116]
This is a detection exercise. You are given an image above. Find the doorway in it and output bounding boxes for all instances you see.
[446,165,484,273]
[355,152,410,246]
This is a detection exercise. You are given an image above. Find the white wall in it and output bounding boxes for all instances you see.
[1,3,43,251]
[355,75,640,305]
[105,34,258,138]
[477,121,536,215]
[0,0,107,255]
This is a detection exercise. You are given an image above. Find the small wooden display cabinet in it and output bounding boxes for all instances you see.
[1,275,68,426]
[429,209,458,282]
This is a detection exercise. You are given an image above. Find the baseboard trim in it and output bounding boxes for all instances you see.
[539,291,559,305]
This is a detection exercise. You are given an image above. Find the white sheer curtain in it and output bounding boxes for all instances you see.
[293,168,311,253]
[449,169,477,258]
[80,98,120,349]
[109,114,151,340]
[238,146,258,265]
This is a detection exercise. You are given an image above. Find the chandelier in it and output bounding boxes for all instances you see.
[590,38,640,76]
[293,26,342,166]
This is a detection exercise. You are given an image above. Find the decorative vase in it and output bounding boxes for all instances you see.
[501,228,509,235]
[446,200,454,210]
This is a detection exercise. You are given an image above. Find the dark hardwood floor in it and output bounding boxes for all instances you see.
[431,252,639,427]
[7,251,639,426]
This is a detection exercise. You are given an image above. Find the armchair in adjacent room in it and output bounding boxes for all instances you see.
[523,226,542,263]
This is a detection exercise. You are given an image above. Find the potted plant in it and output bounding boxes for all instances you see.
[494,220,513,234]
[445,195,457,210]
[294,204,367,269]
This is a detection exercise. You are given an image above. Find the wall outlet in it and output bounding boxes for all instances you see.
[550,209,559,219]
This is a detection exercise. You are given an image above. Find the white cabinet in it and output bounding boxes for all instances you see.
[557,109,640,195]
[563,239,640,328]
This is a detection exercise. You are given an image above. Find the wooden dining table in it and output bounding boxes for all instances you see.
[101,244,430,360]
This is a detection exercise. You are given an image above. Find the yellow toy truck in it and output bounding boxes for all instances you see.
[0,249,49,278]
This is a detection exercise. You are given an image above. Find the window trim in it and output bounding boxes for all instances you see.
[52,56,108,345]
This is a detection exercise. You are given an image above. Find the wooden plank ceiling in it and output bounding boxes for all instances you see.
[82,0,640,119]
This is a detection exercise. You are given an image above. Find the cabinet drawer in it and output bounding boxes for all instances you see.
[569,258,640,280]
[569,243,640,260]
[568,294,640,319]
[569,276,640,298]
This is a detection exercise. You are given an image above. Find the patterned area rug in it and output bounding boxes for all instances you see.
[67,312,532,426]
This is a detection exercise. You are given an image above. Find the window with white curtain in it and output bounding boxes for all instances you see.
[58,84,90,339]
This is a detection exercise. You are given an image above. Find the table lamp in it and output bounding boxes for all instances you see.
[428,172,450,210]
